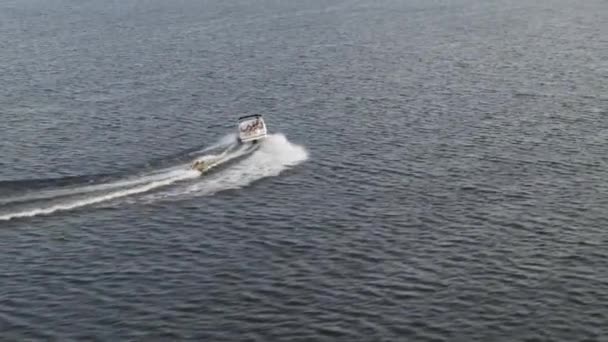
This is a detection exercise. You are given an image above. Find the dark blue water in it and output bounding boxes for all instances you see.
[1,0,607,340]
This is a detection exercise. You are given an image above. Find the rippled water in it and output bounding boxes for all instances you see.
[1,0,606,340]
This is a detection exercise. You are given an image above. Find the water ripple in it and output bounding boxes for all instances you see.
[1,0,607,340]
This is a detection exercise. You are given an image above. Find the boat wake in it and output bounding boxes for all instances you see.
[0,133,307,221]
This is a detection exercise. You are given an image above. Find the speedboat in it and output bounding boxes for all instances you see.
[237,114,267,144]
[191,115,268,173]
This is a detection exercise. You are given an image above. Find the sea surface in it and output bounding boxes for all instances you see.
[1,0,607,340]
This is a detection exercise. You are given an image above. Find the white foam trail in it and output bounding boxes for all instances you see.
[0,168,188,205]
[0,134,238,205]
[0,133,307,220]
[145,133,308,201]
[0,170,200,221]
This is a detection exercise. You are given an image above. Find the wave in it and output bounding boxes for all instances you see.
[0,170,199,221]
[141,133,308,201]
[0,133,307,221]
